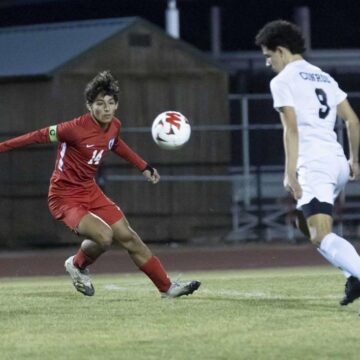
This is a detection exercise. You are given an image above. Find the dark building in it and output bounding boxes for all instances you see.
[0,17,229,247]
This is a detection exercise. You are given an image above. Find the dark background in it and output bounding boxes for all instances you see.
[0,0,359,51]
[0,0,359,247]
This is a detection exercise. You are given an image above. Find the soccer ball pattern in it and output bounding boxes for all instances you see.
[151,111,191,150]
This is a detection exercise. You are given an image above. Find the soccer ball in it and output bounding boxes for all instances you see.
[151,111,191,150]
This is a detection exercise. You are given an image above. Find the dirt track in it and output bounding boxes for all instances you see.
[0,243,333,277]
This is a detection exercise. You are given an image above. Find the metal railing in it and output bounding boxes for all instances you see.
[1,92,360,243]
[102,92,360,242]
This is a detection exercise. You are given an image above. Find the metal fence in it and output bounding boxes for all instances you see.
[104,92,360,243]
[1,92,360,246]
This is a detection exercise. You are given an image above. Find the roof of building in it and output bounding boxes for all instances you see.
[0,17,139,78]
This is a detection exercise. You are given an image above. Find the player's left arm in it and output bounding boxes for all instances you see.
[279,106,302,200]
[337,99,360,180]
[112,138,160,184]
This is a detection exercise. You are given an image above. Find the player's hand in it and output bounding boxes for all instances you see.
[284,174,302,200]
[142,165,160,184]
[349,161,359,181]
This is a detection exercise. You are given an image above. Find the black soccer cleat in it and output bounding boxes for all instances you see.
[340,276,360,306]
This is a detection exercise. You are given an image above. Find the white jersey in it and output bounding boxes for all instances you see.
[270,59,347,167]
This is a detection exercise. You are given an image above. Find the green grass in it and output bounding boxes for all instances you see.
[1,267,360,359]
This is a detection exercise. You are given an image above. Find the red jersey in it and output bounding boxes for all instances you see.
[0,113,147,196]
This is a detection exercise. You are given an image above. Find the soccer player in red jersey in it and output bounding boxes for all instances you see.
[0,71,201,298]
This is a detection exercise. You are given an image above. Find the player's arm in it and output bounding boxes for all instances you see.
[112,138,160,184]
[0,125,58,152]
[337,99,360,180]
[279,106,302,200]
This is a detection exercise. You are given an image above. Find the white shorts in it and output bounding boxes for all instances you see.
[296,154,349,210]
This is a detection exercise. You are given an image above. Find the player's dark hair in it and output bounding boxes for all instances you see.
[84,70,119,104]
[255,20,306,54]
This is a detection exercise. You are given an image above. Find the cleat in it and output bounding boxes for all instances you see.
[340,276,360,306]
[64,256,95,296]
[161,280,201,298]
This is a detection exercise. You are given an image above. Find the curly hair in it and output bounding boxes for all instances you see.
[255,20,306,54]
[84,70,120,104]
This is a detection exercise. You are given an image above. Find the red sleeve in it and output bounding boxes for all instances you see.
[112,138,147,171]
[56,119,79,144]
[0,127,50,152]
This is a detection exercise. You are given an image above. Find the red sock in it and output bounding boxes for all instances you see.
[73,248,95,269]
[140,256,171,293]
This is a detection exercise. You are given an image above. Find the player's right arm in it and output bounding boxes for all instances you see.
[270,77,302,200]
[279,106,303,200]
[0,125,59,152]
[337,99,360,180]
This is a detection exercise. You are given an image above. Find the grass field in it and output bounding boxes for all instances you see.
[1,267,360,360]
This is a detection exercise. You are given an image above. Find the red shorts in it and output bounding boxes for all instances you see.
[48,185,124,230]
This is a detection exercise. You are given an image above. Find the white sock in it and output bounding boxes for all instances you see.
[320,233,360,279]
[317,247,351,278]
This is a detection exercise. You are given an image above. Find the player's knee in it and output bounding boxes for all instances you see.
[309,234,322,247]
[117,228,141,249]
[124,230,139,245]
[309,229,331,247]
[97,227,114,250]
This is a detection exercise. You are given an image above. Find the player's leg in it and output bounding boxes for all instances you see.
[302,156,360,279]
[296,207,343,270]
[304,203,360,277]
[304,204,360,304]
[110,217,201,297]
[48,194,113,265]
[64,212,114,296]
[67,186,123,271]
[110,217,152,266]
[305,210,333,247]
[48,194,115,296]
[73,213,114,268]
[74,239,105,267]
[295,209,349,275]
[110,217,167,288]
[297,163,348,274]
[298,156,360,304]
[89,187,201,298]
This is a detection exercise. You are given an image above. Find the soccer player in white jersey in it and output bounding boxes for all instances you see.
[255,20,360,305]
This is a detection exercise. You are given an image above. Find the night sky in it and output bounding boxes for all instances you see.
[0,0,359,51]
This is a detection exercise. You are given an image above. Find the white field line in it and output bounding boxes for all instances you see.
[199,288,340,300]
[103,284,128,291]
[102,284,339,300]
